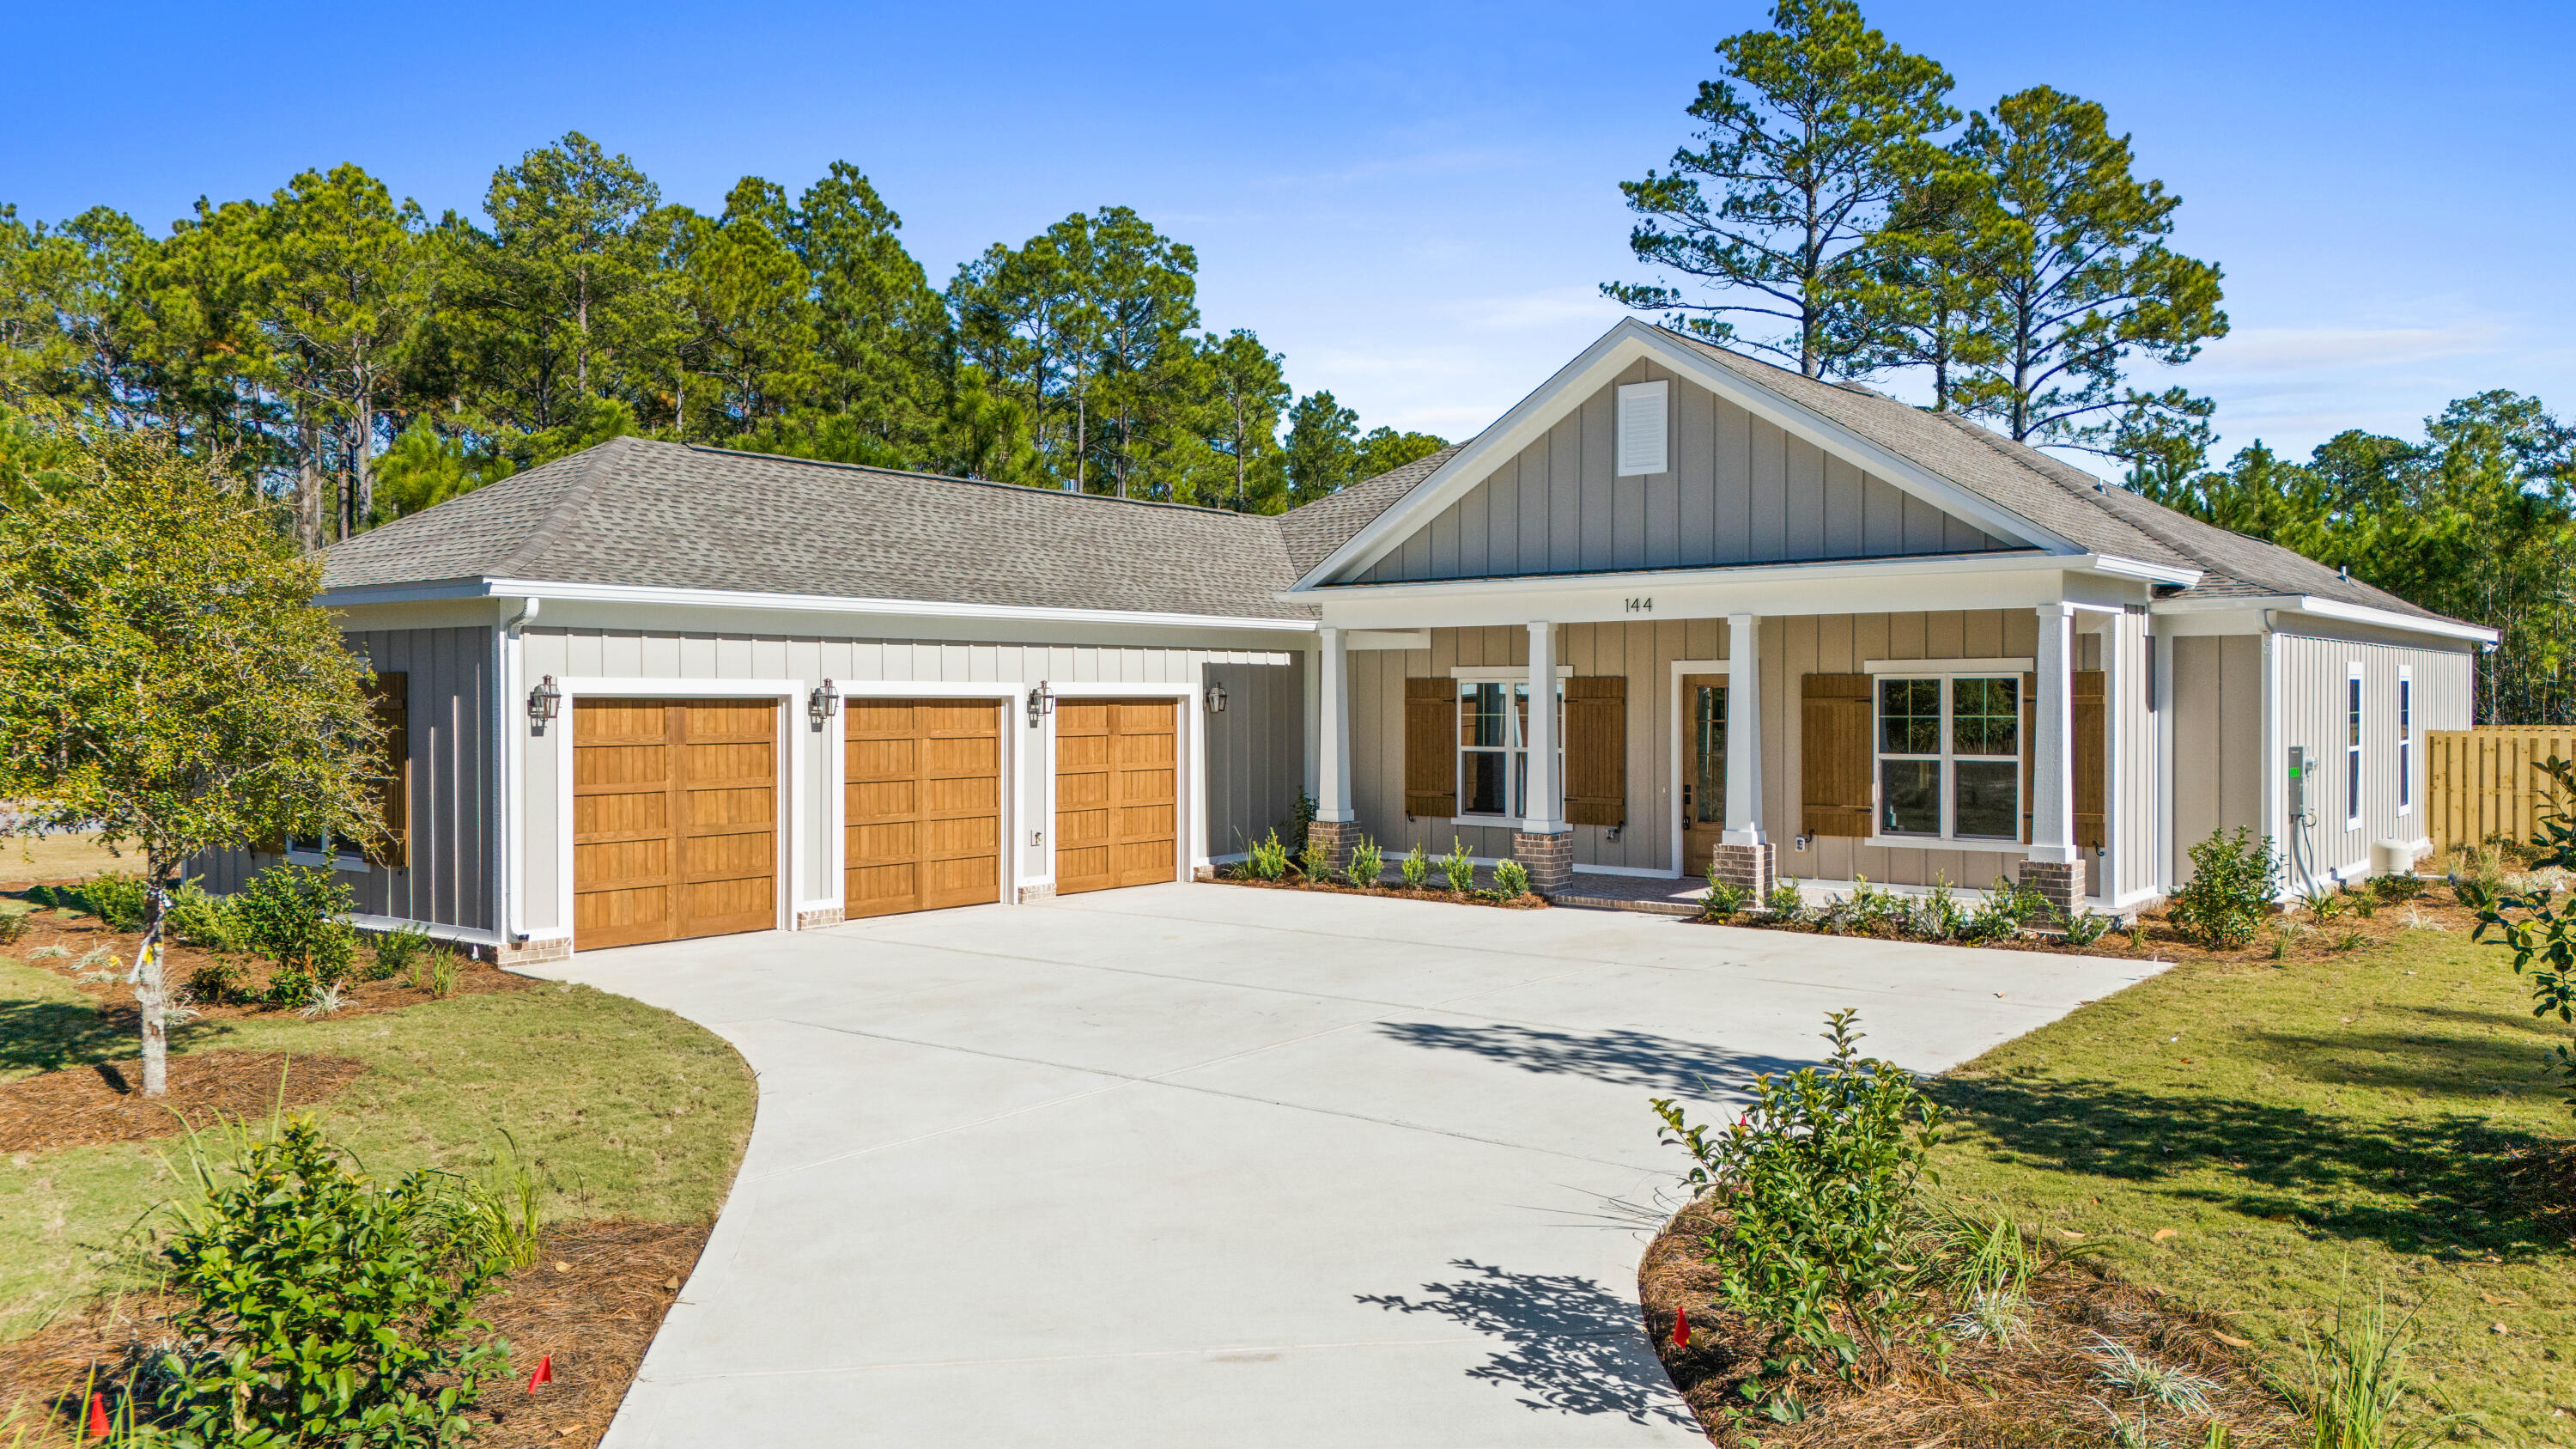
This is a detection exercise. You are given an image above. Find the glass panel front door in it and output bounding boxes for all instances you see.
[1681,675,1728,875]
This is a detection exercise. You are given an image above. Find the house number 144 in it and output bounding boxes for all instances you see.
[1624,597,1653,613]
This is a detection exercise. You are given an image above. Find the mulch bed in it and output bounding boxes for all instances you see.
[1,902,530,1025]
[1638,1198,2301,1447]
[1687,880,2500,970]
[0,1050,368,1154]
[0,1221,709,1449]
[1212,874,1549,909]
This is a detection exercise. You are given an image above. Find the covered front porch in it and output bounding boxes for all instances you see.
[1301,560,2166,919]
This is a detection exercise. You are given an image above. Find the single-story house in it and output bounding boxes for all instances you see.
[197,319,2495,962]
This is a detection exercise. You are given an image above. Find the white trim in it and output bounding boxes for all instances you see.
[1045,681,1205,888]
[1303,549,2181,604]
[2396,665,2415,818]
[1863,657,2036,675]
[284,843,371,874]
[2153,592,2497,645]
[1615,379,1669,477]
[1667,658,1734,877]
[1449,665,1574,680]
[346,913,506,949]
[323,575,1315,635]
[1346,630,1431,650]
[1294,320,2098,587]
[2344,661,2366,831]
[1866,671,2032,851]
[2153,630,2175,892]
[548,679,807,956]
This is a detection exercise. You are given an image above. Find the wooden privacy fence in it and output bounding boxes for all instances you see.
[2427,728,2576,855]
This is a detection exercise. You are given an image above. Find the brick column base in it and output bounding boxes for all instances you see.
[795,904,847,930]
[2016,858,2087,923]
[493,935,573,969]
[1017,883,1057,904]
[1706,842,1777,903]
[1512,830,1573,894]
[1304,819,1356,875]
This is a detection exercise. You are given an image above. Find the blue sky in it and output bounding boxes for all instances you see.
[6,1,2569,472]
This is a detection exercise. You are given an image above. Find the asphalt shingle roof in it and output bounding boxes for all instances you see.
[321,437,1309,621]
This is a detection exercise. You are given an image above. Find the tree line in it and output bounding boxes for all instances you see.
[0,136,1448,545]
[1623,0,2573,724]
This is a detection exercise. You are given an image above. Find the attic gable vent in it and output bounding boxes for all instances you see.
[1616,381,1668,476]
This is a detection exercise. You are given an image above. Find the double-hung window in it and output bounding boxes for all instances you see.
[2345,664,2364,829]
[1875,675,2020,843]
[2397,667,2413,815]
[1455,674,1562,820]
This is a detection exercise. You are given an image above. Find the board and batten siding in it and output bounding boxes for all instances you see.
[1354,359,2016,585]
[2270,631,2473,887]
[1204,660,1307,857]
[193,625,497,933]
[515,627,1298,935]
[2167,634,2264,883]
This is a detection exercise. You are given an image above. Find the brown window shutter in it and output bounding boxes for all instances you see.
[2021,671,2037,844]
[1564,677,1626,827]
[366,672,411,868]
[1403,678,1456,819]
[2073,669,2107,851]
[1801,673,1872,838]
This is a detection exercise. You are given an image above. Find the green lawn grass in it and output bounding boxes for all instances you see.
[1929,926,2576,1444]
[0,956,756,1337]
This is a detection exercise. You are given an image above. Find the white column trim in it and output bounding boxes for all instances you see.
[2029,604,2079,864]
[1316,626,1354,824]
[1522,621,1564,834]
[2153,628,2176,893]
[1722,612,1765,847]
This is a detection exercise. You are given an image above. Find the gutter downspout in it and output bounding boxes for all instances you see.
[497,597,540,954]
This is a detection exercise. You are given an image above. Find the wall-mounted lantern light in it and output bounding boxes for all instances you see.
[1026,680,1054,729]
[808,678,841,729]
[1205,681,1228,715]
[527,674,562,725]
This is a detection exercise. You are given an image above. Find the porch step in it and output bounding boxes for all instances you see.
[1542,874,1709,917]
[1544,889,1702,918]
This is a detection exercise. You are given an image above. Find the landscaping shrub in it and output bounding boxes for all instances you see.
[0,904,27,946]
[1400,843,1429,890]
[2062,910,2114,947]
[232,862,359,983]
[264,964,320,1008]
[1297,831,1332,883]
[415,948,461,999]
[2471,753,2576,1116]
[1765,878,1806,922]
[1343,835,1384,890]
[2169,827,2281,948]
[1440,838,1475,894]
[1492,858,1530,899]
[165,876,246,952]
[1650,1010,1944,1388]
[154,1115,512,1445]
[1910,878,1961,941]
[1243,828,1288,880]
[82,870,152,932]
[1703,878,1747,922]
[1284,789,1317,861]
[2368,873,2427,904]
[186,958,244,1006]
[368,922,435,981]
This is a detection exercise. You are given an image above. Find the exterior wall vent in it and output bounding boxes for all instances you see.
[1616,381,1668,477]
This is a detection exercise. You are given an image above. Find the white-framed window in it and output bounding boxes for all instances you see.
[2396,666,2414,816]
[2345,662,2364,829]
[1615,381,1668,476]
[284,835,370,874]
[1454,670,1564,820]
[1874,673,2021,843]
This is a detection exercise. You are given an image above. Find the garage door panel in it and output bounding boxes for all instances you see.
[1055,698,1177,895]
[684,828,773,879]
[575,697,778,950]
[686,876,775,932]
[848,699,917,732]
[575,837,667,887]
[842,698,1004,918]
[689,785,773,829]
[686,741,772,783]
[577,744,669,788]
[575,788,668,838]
[688,700,775,737]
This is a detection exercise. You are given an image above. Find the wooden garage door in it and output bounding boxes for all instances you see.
[845,699,1004,918]
[573,698,779,950]
[1055,698,1177,895]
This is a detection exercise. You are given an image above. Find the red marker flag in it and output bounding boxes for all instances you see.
[87,1393,111,1438]
[526,1354,555,1392]
[1672,1305,1690,1349]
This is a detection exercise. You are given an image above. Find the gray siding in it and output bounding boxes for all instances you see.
[195,626,496,933]
[1206,661,1307,856]
[2169,635,2264,878]
[2272,632,2476,890]
[1354,360,2014,584]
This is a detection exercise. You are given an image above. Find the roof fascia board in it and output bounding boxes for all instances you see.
[1297,318,2081,588]
[2148,591,2494,645]
[318,576,1316,635]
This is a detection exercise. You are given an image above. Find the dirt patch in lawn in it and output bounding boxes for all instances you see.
[1211,874,1549,909]
[0,1221,708,1448]
[0,1050,367,1154]
[1638,1198,2301,1447]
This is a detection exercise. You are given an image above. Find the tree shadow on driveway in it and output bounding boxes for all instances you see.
[1358,1259,1697,1428]
[1373,1020,1804,1097]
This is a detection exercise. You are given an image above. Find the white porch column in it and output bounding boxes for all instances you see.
[1316,626,1354,824]
[1722,612,1765,845]
[2030,603,2079,864]
[1522,621,1563,832]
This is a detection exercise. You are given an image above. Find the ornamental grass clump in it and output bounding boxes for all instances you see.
[1650,1010,1944,1392]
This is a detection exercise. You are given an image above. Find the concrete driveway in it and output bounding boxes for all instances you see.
[533,884,2160,1448]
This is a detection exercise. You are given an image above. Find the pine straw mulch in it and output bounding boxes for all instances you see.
[1638,1198,2303,1448]
[1212,874,1550,909]
[0,1220,708,1449]
[0,901,530,1025]
[0,1050,368,1154]
[1686,879,2502,971]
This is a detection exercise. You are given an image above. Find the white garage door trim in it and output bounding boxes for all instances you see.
[830,682,1028,914]
[1037,681,1206,892]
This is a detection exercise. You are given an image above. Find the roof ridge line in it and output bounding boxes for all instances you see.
[491,437,624,579]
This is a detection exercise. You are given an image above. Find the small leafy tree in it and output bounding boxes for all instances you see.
[2168,826,2281,948]
[2473,756,2576,1116]
[1652,1010,1943,1387]
[0,425,384,1095]
[156,1115,511,1443]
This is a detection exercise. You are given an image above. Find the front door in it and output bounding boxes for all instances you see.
[1680,674,1728,877]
